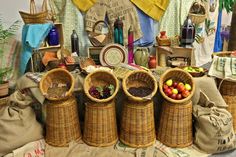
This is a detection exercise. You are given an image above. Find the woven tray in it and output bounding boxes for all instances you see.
[157,100,193,148]
[120,100,156,148]
[83,100,118,147]
[45,96,81,146]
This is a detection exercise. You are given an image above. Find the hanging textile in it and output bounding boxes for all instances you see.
[130,0,170,21]
[72,0,97,12]
[85,0,142,46]
[213,10,223,52]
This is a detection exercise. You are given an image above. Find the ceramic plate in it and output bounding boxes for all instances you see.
[99,44,127,66]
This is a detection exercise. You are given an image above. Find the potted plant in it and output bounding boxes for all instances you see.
[0,17,20,97]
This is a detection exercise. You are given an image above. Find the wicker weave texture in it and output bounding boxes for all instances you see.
[157,100,193,148]
[45,96,81,147]
[223,95,236,132]
[120,100,156,148]
[83,100,118,147]
[159,68,195,104]
[217,79,236,96]
[122,70,158,102]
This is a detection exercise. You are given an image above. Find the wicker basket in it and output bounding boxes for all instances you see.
[157,100,193,148]
[120,100,156,148]
[45,96,81,146]
[188,2,206,24]
[83,100,118,146]
[159,68,195,104]
[157,37,171,46]
[39,68,75,101]
[83,70,119,103]
[88,20,112,47]
[122,70,158,102]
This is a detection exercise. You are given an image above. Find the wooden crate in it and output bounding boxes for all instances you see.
[156,46,195,67]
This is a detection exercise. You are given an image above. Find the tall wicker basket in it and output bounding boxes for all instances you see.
[157,68,195,148]
[83,70,119,146]
[45,96,81,147]
[120,70,158,148]
[217,78,236,132]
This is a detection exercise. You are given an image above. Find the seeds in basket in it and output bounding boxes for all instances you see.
[89,84,115,99]
[47,83,69,99]
[128,87,152,97]
[163,79,192,100]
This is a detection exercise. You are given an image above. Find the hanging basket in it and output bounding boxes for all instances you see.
[188,2,206,25]
[19,0,56,24]
[88,20,112,47]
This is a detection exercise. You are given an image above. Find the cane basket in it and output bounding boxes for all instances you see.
[45,96,81,147]
[83,100,118,146]
[188,2,206,25]
[157,100,193,148]
[88,20,112,47]
[39,68,75,101]
[122,70,158,102]
[120,100,156,148]
[159,68,195,104]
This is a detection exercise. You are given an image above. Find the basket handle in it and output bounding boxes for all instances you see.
[92,20,110,34]
[30,0,37,14]
[42,0,57,22]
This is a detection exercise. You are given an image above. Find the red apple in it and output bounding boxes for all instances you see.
[176,94,182,100]
[170,93,177,99]
[163,84,169,90]
[182,89,190,98]
[177,83,185,92]
[164,88,172,96]
[173,82,178,88]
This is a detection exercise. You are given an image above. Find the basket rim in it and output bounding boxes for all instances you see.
[39,68,75,101]
[83,70,119,103]
[122,70,158,102]
[159,68,195,104]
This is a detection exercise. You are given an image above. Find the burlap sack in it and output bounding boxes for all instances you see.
[193,91,236,154]
[192,77,227,108]
[0,91,43,156]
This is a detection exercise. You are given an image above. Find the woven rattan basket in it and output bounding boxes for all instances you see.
[188,2,206,24]
[19,0,49,24]
[120,100,156,148]
[88,20,112,47]
[83,70,119,103]
[159,68,195,104]
[39,68,75,101]
[157,100,193,148]
[122,70,158,102]
[45,96,81,147]
[83,100,118,146]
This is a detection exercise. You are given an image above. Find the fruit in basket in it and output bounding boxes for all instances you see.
[172,88,178,94]
[176,94,182,100]
[164,88,172,96]
[177,83,185,92]
[184,83,192,91]
[166,79,173,86]
[182,89,190,98]
[170,93,177,99]
[89,84,115,99]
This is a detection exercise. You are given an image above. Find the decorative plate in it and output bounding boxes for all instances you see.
[99,44,127,66]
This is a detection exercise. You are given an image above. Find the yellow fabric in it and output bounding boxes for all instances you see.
[72,0,97,12]
[131,0,170,21]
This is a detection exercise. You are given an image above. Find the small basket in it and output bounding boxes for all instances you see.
[120,100,156,148]
[122,70,158,102]
[157,100,193,148]
[159,68,195,104]
[83,101,118,146]
[19,0,55,24]
[45,96,81,146]
[39,68,75,101]
[157,37,171,46]
[83,70,119,103]
[188,2,206,24]
[88,20,112,47]
[217,78,236,96]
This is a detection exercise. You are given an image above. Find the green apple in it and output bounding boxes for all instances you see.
[198,68,204,72]
[184,83,192,91]
[165,79,173,86]
[172,88,178,94]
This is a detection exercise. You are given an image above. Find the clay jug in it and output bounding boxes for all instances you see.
[148,55,157,69]
[134,47,149,68]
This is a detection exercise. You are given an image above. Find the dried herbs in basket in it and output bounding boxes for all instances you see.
[128,87,152,97]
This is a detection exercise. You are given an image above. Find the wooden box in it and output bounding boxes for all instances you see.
[156,46,195,67]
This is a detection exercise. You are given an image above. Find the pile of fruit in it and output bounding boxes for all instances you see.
[163,79,192,100]
[183,66,204,73]
[89,84,115,99]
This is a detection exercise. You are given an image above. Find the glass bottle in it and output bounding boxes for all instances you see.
[71,30,79,56]
[48,26,59,46]
[114,18,124,45]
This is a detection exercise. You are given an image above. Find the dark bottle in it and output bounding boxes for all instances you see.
[48,26,59,46]
[71,30,79,56]
[114,18,124,45]
[181,17,195,47]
